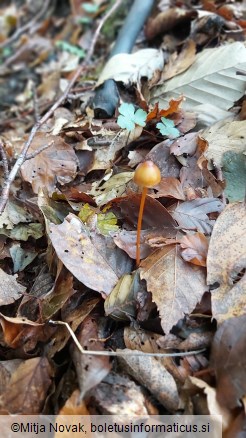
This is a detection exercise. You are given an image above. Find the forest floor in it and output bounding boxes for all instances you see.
[0,1,245,436]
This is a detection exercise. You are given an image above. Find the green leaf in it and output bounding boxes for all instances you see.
[55,41,85,59]
[156,117,180,138]
[223,152,246,202]
[82,3,99,14]
[117,103,147,132]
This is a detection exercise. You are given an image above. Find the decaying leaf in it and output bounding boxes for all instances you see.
[179,232,208,266]
[21,133,77,194]
[223,152,246,203]
[140,244,207,333]
[200,119,246,167]
[0,357,53,414]
[97,49,164,86]
[207,202,246,323]
[90,371,157,415]
[0,268,25,305]
[118,350,179,412]
[171,198,224,234]
[71,316,111,398]
[211,315,246,410]
[151,42,246,120]
[48,214,132,295]
[104,272,140,321]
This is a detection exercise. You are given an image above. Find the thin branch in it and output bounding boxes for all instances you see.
[0,0,51,50]
[49,320,206,358]
[0,0,123,215]
[26,140,54,160]
[0,140,9,178]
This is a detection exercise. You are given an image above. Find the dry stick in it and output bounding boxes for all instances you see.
[49,320,206,358]
[26,140,54,160]
[0,140,9,179]
[0,0,51,50]
[0,0,123,215]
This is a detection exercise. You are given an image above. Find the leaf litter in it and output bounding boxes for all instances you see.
[0,0,245,430]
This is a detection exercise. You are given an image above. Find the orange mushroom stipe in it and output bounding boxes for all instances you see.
[133,161,161,266]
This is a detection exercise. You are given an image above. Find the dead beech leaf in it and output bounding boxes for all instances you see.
[200,119,246,167]
[179,232,208,266]
[20,132,77,194]
[0,268,25,305]
[140,244,207,333]
[0,357,53,414]
[207,202,246,322]
[118,350,179,412]
[0,359,23,395]
[171,198,224,234]
[155,177,186,200]
[0,314,54,352]
[211,315,246,410]
[49,214,131,295]
[71,316,111,399]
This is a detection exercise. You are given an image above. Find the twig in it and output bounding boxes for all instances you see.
[26,140,54,160]
[49,320,206,358]
[0,140,9,178]
[0,0,51,50]
[0,0,122,215]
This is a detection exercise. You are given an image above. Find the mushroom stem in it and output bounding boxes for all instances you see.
[136,186,148,267]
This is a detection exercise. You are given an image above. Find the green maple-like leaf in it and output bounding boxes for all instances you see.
[156,117,180,138]
[117,103,147,131]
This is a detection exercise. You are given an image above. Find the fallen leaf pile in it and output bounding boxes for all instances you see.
[0,0,245,433]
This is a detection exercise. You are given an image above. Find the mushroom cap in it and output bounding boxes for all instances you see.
[134,160,161,188]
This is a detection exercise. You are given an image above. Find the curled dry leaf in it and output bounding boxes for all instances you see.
[104,273,138,321]
[0,357,53,414]
[207,202,246,323]
[21,132,77,194]
[140,244,207,333]
[0,314,55,353]
[211,315,246,410]
[179,232,209,266]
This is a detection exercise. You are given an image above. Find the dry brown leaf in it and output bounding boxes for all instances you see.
[117,349,179,412]
[140,244,207,333]
[207,202,246,323]
[179,232,209,266]
[0,357,53,414]
[90,371,158,415]
[21,132,77,194]
[161,40,197,81]
[211,315,246,410]
[189,377,233,432]
[0,268,25,305]
[200,119,246,167]
[71,316,111,399]
[171,198,224,234]
[155,177,186,200]
[0,314,55,352]
[49,214,132,295]
[145,9,197,39]
[124,327,186,384]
